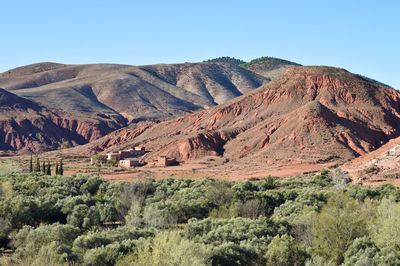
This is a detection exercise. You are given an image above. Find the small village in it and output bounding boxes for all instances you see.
[91,146,178,168]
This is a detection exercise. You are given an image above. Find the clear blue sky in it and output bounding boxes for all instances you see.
[1,0,399,88]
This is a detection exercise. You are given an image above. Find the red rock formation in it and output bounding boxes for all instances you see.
[0,88,124,153]
[81,66,400,167]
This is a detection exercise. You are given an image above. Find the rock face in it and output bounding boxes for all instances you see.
[87,66,400,167]
[0,88,125,153]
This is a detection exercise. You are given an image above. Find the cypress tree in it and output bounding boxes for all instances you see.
[59,159,64,175]
[55,161,59,175]
[46,161,51,175]
[42,161,46,174]
[34,157,40,172]
[29,154,33,172]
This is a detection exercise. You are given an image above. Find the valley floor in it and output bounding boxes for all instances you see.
[3,153,399,187]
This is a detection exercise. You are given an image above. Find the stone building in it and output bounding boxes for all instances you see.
[153,156,177,167]
[119,159,142,168]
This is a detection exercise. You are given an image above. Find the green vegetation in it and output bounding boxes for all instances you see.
[0,168,399,265]
[203,56,246,65]
[240,56,300,68]
[29,155,33,173]
[34,157,40,173]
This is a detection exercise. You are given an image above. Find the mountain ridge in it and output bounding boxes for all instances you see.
[0,60,272,152]
[0,59,396,156]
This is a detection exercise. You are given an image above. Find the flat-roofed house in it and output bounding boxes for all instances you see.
[153,156,177,167]
[119,159,142,168]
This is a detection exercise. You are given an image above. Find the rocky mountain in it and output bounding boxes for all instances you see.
[84,66,400,169]
[0,88,125,153]
[0,62,269,121]
[0,61,271,152]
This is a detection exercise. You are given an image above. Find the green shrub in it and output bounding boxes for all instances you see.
[264,234,309,266]
[117,231,211,266]
[369,199,400,250]
[184,217,290,265]
[312,193,371,264]
[13,223,80,263]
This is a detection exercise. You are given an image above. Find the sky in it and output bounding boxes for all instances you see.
[1,0,399,88]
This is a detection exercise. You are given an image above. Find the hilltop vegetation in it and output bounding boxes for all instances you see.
[240,56,301,79]
[203,56,246,65]
[239,56,300,68]
[0,168,399,265]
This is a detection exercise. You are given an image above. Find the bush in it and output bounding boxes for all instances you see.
[0,173,119,229]
[264,234,309,266]
[369,199,400,250]
[184,217,290,265]
[107,158,118,167]
[83,240,137,266]
[342,237,378,266]
[117,231,211,266]
[13,223,80,263]
[73,227,155,255]
[0,217,10,248]
[312,193,370,264]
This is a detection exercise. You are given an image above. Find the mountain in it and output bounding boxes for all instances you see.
[0,62,269,122]
[0,88,125,153]
[241,57,301,80]
[83,66,400,169]
[0,61,270,152]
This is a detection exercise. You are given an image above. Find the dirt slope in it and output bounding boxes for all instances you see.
[78,66,400,169]
[342,137,400,186]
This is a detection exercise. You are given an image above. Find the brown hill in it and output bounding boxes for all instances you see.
[0,62,269,122]
[0,61,270,152]
[0,88,125,153]
[80,66,400,169]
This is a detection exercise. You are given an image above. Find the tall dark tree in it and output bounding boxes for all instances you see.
[42,161,46,174]
[34,157,40,173]
[29,154,33,172]
[59,159,64,176]
[46,161,51,175]
[55,161,59,175]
